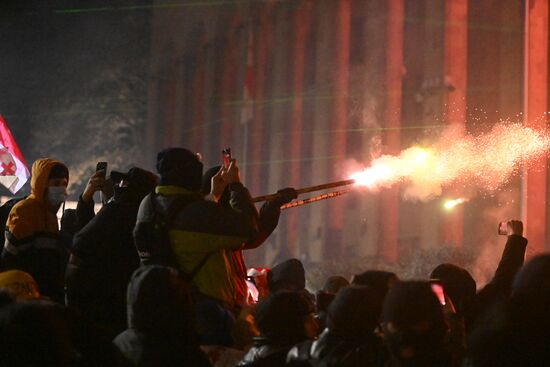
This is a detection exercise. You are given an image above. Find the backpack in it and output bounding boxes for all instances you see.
[0,196,26,245]
[146,192,213,282]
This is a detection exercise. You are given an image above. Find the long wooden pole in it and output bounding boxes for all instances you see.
[280,189,352,210]
[252,179,355,202]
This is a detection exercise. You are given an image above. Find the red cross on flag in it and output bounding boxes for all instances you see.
[0,115,30,194]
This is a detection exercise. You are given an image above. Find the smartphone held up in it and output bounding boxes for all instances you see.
[222,148,232,169]
[498,221,508,236]
[96,161,108,179]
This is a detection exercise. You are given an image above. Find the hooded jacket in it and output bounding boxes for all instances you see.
[1,158,68,302]
[238,291,314,367]
[113,265,211,367]
[133,183,259,310]
[65,175,152,339]
[287,286,386,367]
[201,166,291,309]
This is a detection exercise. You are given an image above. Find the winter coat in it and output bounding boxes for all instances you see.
[238,337,305,367]
[287,329,386,367]
[113,265,211,367]
[65,193,142,338]
[471,234,528,323]
[1,158,68,302]
[133,183,259,310]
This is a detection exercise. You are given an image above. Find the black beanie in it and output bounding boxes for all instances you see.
[326,285,382,338]
[267,259,306,292]
[351,270,398,299]
[322,275,349,294]
[156,148,203,191]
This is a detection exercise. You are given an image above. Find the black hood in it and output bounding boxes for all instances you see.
[351,270,398,299]
[510,254,550,329]
[255,291,314,344]
[327,285,382,339]
[126,266,194,337]
[430,263,476,316]
[267,258,306,292]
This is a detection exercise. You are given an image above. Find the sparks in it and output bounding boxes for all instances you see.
[349,123,550,201]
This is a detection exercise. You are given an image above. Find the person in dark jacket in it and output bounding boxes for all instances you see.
[382,281,451,367]
[133,148,259,346]
[430,219,527,332]
[0,301,77,367]
[315,275,350,331]
[467,254,550,367]
[65,167,157,340]
[287,285,386,367]
[201,165,297,310]
[113,265,211,367]
[238,291,318,367]
[1,159,69,303]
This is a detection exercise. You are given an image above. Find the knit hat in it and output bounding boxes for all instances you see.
[322,275,349,294]
[156,148,203,191]
[267,258,306,292]
[0,270,40,302]
[351,270,398,299]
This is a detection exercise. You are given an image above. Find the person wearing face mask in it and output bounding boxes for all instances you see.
[65,167,157,340]
[1,158,69,303]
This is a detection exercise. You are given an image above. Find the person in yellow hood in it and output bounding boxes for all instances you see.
[1,158,69,303]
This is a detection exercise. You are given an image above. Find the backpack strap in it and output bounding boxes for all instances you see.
[150,192,213,282]
[181,251,214,282]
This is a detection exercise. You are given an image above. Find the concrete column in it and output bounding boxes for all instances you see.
[440,0,468,247]
[522,0,548,253]
[380,0,404,262]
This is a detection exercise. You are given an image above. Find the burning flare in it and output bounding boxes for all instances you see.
[350,124,550,201]
[443,198,467,210]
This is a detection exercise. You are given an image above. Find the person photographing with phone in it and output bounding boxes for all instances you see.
[66,165,157,340]
[430,219,528,334]
[201,149,298,305]
[134,147,260,347]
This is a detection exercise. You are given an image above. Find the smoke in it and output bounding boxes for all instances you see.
[469,188,520,288]
[350,123,550,202]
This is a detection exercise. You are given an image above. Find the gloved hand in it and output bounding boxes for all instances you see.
[272,187,298,206]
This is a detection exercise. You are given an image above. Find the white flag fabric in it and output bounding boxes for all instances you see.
[0,115,30,194]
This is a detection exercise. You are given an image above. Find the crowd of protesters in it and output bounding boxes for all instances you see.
[0,147,546,366]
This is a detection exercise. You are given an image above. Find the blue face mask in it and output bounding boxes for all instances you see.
[47,186,67,206]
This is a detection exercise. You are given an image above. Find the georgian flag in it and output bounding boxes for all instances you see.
[0,115,30,194]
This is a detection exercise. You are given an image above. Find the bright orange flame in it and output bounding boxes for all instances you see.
[443,198,466,210]
[351,164,394,189]
[349,124,550,201]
